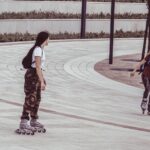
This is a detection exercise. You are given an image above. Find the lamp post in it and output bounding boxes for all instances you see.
[80,0,87,39]
[141,14,149,59]
[141,0,150,59]
[109,0,115,64]
[147,1,150,52]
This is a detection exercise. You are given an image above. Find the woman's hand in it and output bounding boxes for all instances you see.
[130,59,146,78]
[35,56,46,90]
[130,71,136,77]
[44,78,46,85]
[41,81,46,91]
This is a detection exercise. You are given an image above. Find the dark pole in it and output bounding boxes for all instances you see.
[148,8,150,53]
[80,0,87,39]
[141,15,149,59]
[109,0,115,64]
[141,0,150,58]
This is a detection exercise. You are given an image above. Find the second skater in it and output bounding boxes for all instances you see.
[131,52,150,115]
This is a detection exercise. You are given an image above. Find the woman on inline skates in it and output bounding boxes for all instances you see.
[16,31,49,135]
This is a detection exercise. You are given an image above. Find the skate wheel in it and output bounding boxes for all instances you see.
[15,129,21,134]
[22,131,26,135]
[26,132,30,135]
[42,129,46,133]
[38,130,41,133]
[34,128,37,132]
[31,132,35,135]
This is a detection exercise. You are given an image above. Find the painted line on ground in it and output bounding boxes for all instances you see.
[0,98,150,133]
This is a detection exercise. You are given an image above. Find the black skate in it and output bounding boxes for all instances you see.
[141,99,147,114]
[30,119,46,133]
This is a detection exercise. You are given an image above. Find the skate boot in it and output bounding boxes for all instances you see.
[141,99,147,114]
[15,119,35,135]
[30,119,46,133]
[147,111,150,115]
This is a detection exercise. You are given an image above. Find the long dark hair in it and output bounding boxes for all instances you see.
[22,31,49,69]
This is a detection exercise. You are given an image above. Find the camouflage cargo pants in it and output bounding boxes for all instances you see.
[21,68,41,120]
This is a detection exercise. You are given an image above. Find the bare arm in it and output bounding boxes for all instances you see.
[133,59,146,72]
[35,56,46,90]
[130,59,146,77]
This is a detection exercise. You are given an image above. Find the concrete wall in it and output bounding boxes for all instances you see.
[0,1,147,14]
[0,19,146,34]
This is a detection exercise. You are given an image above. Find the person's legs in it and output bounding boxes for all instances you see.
[141,74,150,112]
[146,78,150,113]
[21,69,44,130]
[147,96,150,114]
[30,81,41,120]
[20,69,38,125]
[30,83,44,128]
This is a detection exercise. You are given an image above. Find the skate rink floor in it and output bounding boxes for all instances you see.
[0,38,150,150]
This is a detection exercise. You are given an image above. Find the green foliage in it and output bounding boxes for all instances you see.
[0,30,144,42]
[0,11,147,19]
